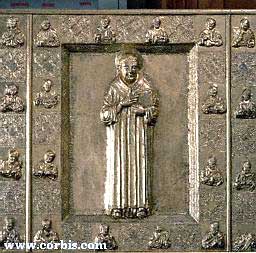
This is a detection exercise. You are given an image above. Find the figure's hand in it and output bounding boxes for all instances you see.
[133,105,146,116]
[120,93,139,107]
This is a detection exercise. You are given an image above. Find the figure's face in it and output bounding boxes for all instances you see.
[100,225,109,235]
[241,19,250,30]
[8,153,18,164]
[101,18,110,29]
[208,158,216,167]
[242,91,251,101]
[42,221,51,231]
[41,20,50,31]
[7,19,17,29]
[210,223,219,234]
[243,162,251,173]
[208,86,218,97]
[6,220,14,231]
[153,18,161,29]
[44,152,55,163]
[9,85,18,96]
[207,19,216,30]
[119,57,139,84]
[43,80,52,92]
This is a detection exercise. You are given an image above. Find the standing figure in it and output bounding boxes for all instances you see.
[234,160,255,192]
[198,18,223,47]
[33,219,59,244]
[235,88,256,119]
[145,17,169,44]
[201,156,224,186]
[0,148,22,180]
[148,226,171,249]
[232,18,255,48]
[0,217,21,248]
[94,224,118,251]
[34,20,60,47]
[0,85,24,113]
[233,233,256,252]
[33,150,58,180]
[94,17,116,43]
[0,17,24,47]
[34,79,59,109]
[100,49,159,219]
[201,84,226,114]
[202,222,225,249]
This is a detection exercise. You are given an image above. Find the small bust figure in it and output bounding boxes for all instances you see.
[235,88,256,119]
[0,17,24,48]
[201,156,224,186]
[94,17,116,43]
[148,226,171,249]
[233,233,256,252]
[0,148,22,180]
[202,84,226,114]
[0,84,24,113]
[0,217,21,248]
[198,18,223,47]
[202,222,225,250]
[94,224,118,251]
[234,160,255,192]
[232,18,255,48]
[145,17,169,44]
[33,150,58,180]
[34,79,59,109]
[33,219,59,244]
[35,20,60,47]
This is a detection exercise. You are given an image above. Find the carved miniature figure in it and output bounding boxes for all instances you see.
[33,219,59,244]
[202,222,225,250]
[233,233,256,252]
[201,156,224,186]
[34,79,59,109]
[94,224,118,251]
[0,148,22,180]
[94,17,116,43]
[234,160,255,192]
[100,48,159,219]
[0,217,21,248]
[201,84,226,114]
[235,88,256,119]
[0,16,24,47]
[0,84,24,113]
[232,18,255,48]
[145,17,169,44]
[33,150,58,180]
[148,226,171,249]
[34,19,60,47]
[198,18,223,47]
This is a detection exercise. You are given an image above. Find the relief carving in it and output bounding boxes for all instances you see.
[33,150,58,180]
[35,20,60,47]
[0,148,22,180]
[0,84,24,113]
[145,17,169,44]
[148,226,171,249]
[233,233,256,252]
[94,224,118,251]
[100,49,159,219]
[0,217,21,248]
[34,79,59,109]
[235,88,256,119]
[33,219,59,243]
[94,17,116,43]
[201,156,224,186]
[0,17,24,48]
[232,18,255,48]
[201,83,226,114]
[198,18,223,47]
[202,222,225,250]
[234,160,255,192]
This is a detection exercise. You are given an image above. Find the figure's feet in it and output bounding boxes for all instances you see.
[111,208,122,218]
[137,207,148,218]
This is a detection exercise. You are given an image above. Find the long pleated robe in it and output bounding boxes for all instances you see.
[100,74,159,216]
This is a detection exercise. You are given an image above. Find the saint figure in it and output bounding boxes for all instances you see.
[145,17,169,44]
[35,20,60,47]
[95,17,116,43]
[148,226,171,249]
[100,49,159,219]
[232,18,255,48]
[198,18,223,47]
[233,233,256,252]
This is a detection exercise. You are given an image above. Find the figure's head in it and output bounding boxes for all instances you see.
[243,160,252,173]
[99,224,109,236]
[241,88,252,101]
[240,18,250,31]
[207,156,217,167]
[43,79,53,92]
[6,17,18,29]
[208,83,218,97]
[101,17,110,29]
[8,148,19,164]
[42,219,52,231]
[41,20,51,31]
[115,49,143,85]
[156,226,162,233]
[5,217,15,231]
[206,18,216,30]
[152,17,161,29]
[44,150,55,163]
[210,222,219,234]
[8,84,19,96]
